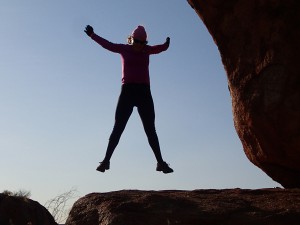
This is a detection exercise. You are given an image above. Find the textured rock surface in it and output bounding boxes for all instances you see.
[66,189,300,225]
[0,193,57,225]
[187,0,300,188]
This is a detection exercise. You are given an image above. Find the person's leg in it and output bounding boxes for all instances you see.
[137,89,164,163]
[97,87,133,172]
[104,93,133,162]
[137,87,173,173]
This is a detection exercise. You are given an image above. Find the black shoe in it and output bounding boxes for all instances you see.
[96,161,110,172]
[156,161,174,174]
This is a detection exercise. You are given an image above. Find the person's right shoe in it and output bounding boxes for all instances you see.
[156,161,174,174]
[96,161,110,172]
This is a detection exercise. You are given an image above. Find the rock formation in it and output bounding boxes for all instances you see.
[66,189,300,225]
[187,0,300,188]
[0,193,57,225]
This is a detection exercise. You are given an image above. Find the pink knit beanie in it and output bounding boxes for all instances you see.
[132,25,147,41]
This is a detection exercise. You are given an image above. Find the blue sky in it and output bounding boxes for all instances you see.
[1,0,280,207]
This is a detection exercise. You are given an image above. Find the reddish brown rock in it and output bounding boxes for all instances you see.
[0,193,57,225]
[66,189,300,225]
[187,0,300,188]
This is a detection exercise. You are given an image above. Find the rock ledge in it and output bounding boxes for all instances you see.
[66,189,300,225]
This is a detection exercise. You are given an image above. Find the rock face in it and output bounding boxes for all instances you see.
[66,189,300,225]
[187,0,300,188]
[0,193,57,225]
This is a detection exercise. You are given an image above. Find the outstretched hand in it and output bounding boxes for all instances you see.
[84,25,94,37]
[166,37,170,46]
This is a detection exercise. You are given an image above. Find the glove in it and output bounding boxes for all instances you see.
[84,25,94,37]
[165,37,170,46]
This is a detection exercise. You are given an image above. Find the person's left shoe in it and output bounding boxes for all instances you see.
[156,161,174,174]
[96,161,110,172]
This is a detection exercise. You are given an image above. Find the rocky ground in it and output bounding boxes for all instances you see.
[0,193,57,225]
[66,188,300,225]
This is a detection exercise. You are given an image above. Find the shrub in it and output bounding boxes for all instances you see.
[2,189,31,199]
[44,187,79,224]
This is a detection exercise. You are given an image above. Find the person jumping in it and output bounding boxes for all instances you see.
[84,25,173,174]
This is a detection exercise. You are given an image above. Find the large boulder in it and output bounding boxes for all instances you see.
[187,0,300,188]
[66,189,300,225]
[0,193,57,225]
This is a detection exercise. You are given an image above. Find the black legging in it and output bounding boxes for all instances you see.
[103,84,164,163]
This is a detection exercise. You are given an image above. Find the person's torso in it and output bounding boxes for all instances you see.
[120,45,150,84]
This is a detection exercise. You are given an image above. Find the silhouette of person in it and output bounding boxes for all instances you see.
[84,25,173,174]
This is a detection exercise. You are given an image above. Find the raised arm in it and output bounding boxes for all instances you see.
[148,37,170,54]
[84,25,122,53]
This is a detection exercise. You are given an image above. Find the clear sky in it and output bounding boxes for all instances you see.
[1,0,280,208]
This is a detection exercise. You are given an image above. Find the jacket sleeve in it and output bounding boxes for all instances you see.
[148,41,169,55]
[90,33,123,53]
